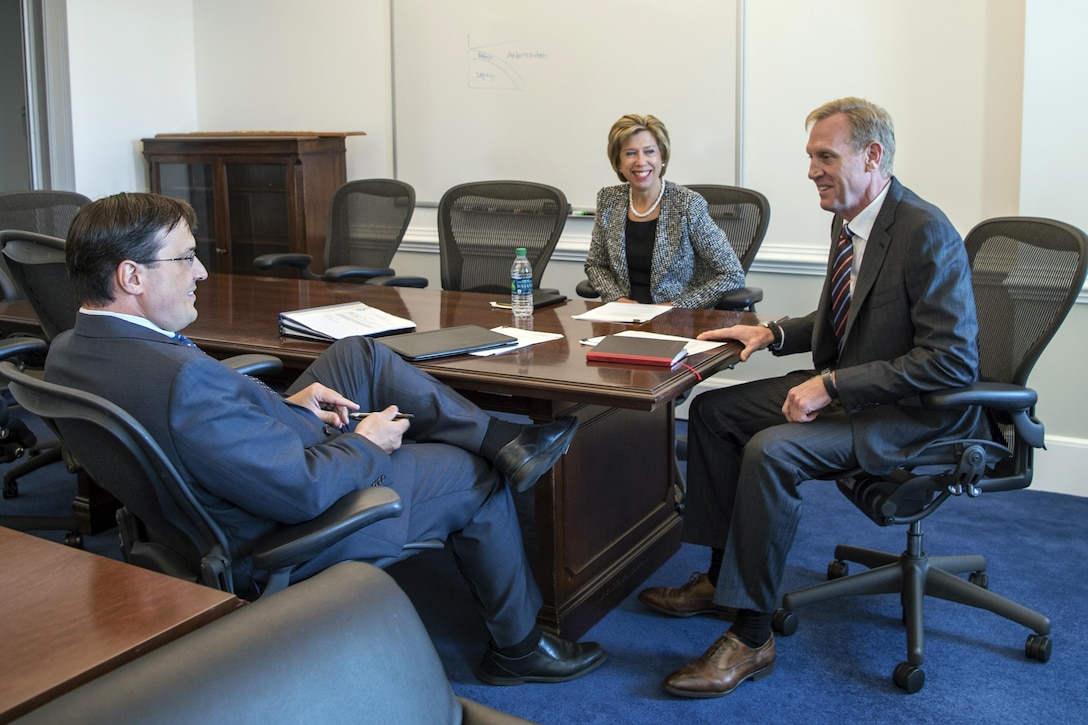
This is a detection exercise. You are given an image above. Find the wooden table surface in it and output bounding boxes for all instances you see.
[0,526,242,721]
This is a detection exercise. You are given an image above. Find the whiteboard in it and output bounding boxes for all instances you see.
[392,0,739,208]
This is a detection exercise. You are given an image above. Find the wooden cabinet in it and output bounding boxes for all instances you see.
[142,133,360,276]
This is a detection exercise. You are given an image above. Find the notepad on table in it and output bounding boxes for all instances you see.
[571,301,673,324]
[278,301,415,342]
[585,334,688,367]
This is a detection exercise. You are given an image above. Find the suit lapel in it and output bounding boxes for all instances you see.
[842,178,903,343]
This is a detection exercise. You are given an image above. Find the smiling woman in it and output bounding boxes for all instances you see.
[582,114,745,310]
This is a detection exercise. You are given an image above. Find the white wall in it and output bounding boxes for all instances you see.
[743,0,1023,255]
[65,0,198,200]
[190,0,391,183]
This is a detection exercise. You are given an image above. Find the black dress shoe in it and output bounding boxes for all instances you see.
[493,416,578,493]
[477,632,606,685]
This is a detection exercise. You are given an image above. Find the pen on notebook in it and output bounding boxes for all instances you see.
[349,412,415,421]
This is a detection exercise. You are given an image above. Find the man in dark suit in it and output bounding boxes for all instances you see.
[47,192,605,686]
[639,97,983,697]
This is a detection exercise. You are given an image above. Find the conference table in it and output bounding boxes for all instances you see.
[0,275,754,638]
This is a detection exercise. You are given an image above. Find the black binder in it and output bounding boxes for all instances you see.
[377,325,518,361]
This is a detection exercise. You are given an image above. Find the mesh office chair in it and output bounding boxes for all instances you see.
[0,190,91,301]
[254,179,428,287]
[576,184,769,311]
[772,217,1088,693]
[1,361,407,600]
[438,180,567,294]
[0,232,79,541]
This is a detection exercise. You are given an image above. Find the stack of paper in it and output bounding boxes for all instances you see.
[279,301,415,342]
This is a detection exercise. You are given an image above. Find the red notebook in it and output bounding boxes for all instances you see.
[586,335,688,367]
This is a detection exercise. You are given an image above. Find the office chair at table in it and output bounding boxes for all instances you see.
[1,361,417,600]
[771,216,1088,693]
[0,190,91,301]
[253,178,428,287]
[575,184,770,311]
[438,180,567,294]
[0,232,76,536]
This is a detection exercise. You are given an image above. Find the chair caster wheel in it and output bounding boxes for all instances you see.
[827,559,849,580]
[3,481,17,498]
[64,532,84,549]
[771,608,797,636]
[893,661,925,693]
[1025,634,1052,663]
[968,571,988,589]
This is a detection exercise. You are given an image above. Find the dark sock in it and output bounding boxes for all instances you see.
[495,625,542,658]
[729,609,771,649]
[480,418,524,460]
[707,548,724,586]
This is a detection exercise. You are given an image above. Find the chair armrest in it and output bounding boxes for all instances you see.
[575,279,600,299]
[251,486,404,571]
[0,336,49,360]
[921,382,1038,412]
[323,265,397,281]
[368,274,430,288]
[923,382,1044,449]
[716,286,763,311]
[222,354,284,378]
[254,252,314,272]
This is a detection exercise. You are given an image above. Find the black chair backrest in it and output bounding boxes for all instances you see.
[685,184,770,272]
[966,217,1087,388]
[325,179,416,270]
[0,190,90,301]
[0,361,235,591]
[437,180,567,294]
[0,230,78,341]
[0,190,90,238]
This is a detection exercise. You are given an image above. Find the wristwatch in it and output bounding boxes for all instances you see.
[761,320,784,351]
[821,368,839,399]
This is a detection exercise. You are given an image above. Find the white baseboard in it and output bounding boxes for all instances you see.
[676,378,1088,498]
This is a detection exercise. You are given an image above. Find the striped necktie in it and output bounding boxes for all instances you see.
[829,223,854,351]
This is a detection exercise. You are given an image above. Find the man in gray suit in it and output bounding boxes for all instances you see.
[639,97,983,697]
[47,192,605,685]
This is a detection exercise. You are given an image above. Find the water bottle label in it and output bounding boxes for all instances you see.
[512,277,533,296]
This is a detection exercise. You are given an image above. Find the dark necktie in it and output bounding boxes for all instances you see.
[173,332,198,348]
[830,223,854,351]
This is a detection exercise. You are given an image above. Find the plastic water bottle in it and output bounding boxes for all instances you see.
[510,247,533,319]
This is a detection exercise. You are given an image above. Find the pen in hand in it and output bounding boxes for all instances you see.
[349,412,414,421]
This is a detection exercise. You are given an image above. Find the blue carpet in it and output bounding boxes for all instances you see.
[4,412,1086,724]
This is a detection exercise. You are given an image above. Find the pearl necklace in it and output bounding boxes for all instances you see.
[629,181,665,219]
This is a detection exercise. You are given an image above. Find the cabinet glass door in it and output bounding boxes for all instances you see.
[225,163,289,275]
[158,163,218,268]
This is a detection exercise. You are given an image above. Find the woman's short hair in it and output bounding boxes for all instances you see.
[607,114,671,182]
[806,97,896,176]
[66,192,197,306]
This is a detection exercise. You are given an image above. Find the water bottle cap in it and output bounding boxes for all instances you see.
[516,248,527,256]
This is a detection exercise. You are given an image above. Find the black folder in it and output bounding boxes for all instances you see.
[377,325,518,361]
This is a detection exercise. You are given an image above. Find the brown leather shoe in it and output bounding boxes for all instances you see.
[637,573,738,619]
[663,631,775,698]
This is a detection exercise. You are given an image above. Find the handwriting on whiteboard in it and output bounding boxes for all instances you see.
[468,36,549,90]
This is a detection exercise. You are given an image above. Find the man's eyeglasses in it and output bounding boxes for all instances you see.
[142,251,199,268]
